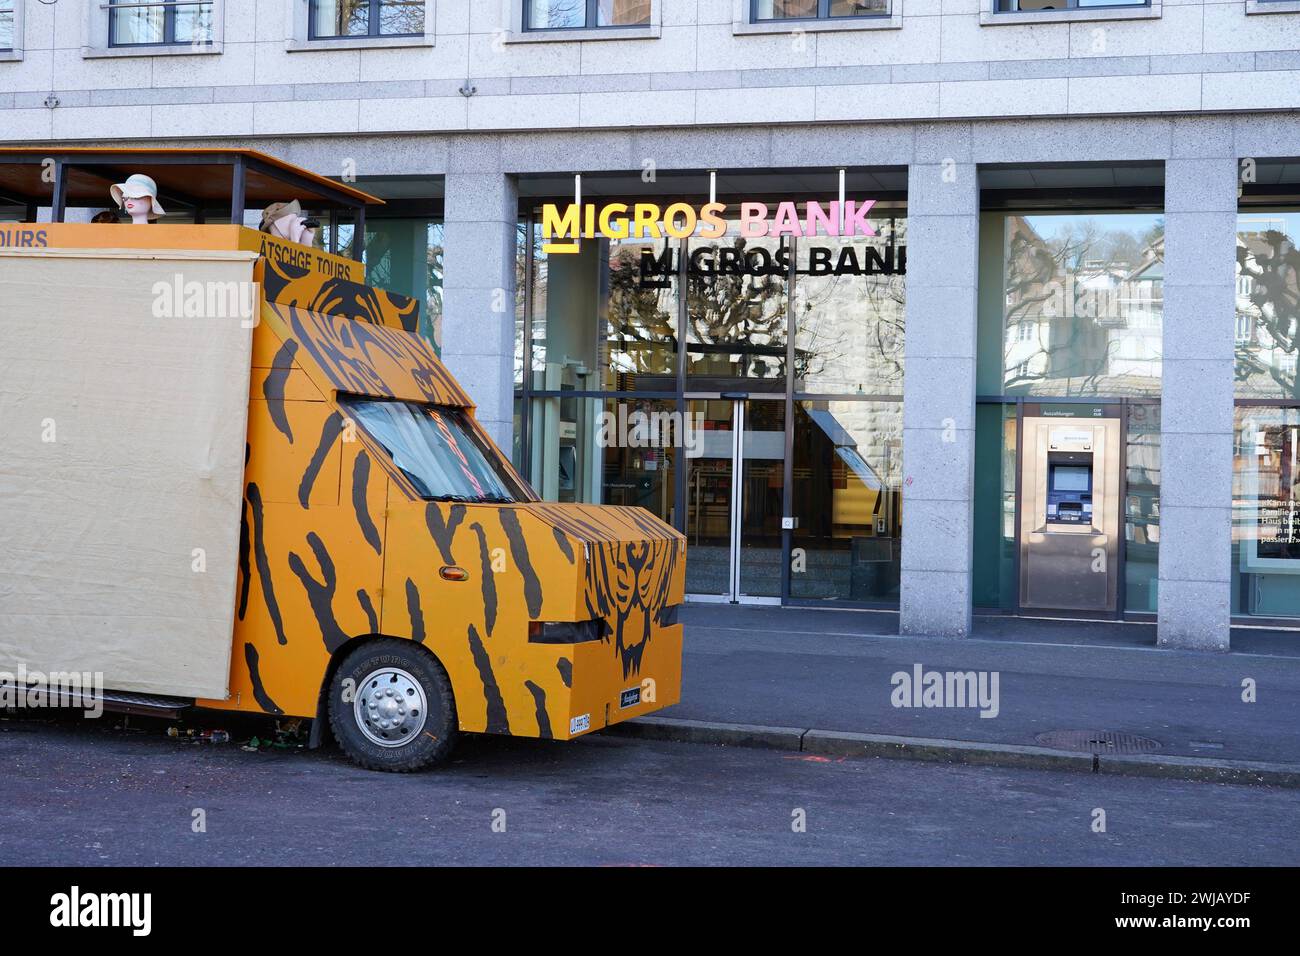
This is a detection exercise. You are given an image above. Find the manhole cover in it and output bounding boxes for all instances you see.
[1035,730,1161,754]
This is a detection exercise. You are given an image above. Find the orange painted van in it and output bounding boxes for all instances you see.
[0,150,684,771]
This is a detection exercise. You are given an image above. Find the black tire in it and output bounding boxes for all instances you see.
[328,639,457,772]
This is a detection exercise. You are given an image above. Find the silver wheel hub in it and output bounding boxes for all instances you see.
[354,666,428,748]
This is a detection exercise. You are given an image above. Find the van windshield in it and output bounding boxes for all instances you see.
[343,398,522,503]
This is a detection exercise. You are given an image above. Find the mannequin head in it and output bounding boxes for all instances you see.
[261,200,319,247]
[110,174,166,225]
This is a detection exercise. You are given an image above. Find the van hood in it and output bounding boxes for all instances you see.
[519,502,685,680]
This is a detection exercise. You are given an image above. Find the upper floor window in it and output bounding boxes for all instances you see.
[0,0,14,50]
[752,0,888,20]
[525,0,651,30]
[994,0,1147,9]
[310,0,424,39]
[108,0,213,46]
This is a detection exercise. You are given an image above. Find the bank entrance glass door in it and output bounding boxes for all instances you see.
[685,397,785,603]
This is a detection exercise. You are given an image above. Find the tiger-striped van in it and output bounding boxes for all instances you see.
[0,150,685,772]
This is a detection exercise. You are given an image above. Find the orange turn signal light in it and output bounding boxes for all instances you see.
[439,566,469,582]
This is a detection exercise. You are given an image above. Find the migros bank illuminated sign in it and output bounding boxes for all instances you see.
[540,199,883,253]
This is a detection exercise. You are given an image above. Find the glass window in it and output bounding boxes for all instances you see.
[528,395,679,525]
[521,225,681,393]
[972,403,1017,609]
[110,0,214,46]
[345,399,523,502]
[362,218,443,346]
[526,0,651,30]
[310,0,424,39]
[605,235,679,390]
[997,212,1164,398]
[686,220,789,385]
[515,221,529,389]
[1232,407,1300,618]
[322,216,444,349]
[1125,403,1160,612]
[528,393,601,502]
[511,395,525,474]
[528,236,602,393]
[0,0,12,50]
[995,0,1148,9]
[752,0,888,19]
[793,218,906,396]
[790,400,902,603]
[597,398,679,528]
[1236,211,1300,399]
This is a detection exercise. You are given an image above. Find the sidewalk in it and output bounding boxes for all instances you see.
[616,605,1300,784]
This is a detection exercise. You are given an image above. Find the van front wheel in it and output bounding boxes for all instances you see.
[328,639,457,772]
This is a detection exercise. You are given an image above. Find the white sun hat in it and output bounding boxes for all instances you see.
[110,173,166,219]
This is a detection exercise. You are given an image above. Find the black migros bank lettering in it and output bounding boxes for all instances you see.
[638,242,906,288]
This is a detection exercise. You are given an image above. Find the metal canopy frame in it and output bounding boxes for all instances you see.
[0,148,376,261]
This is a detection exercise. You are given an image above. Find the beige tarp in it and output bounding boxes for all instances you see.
[0,249,257,698]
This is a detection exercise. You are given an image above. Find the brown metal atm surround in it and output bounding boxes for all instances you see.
[1018,404,1123,613]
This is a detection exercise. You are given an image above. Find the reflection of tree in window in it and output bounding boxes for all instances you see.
[530,0,586,28]
[424,226,444,345]
[606,241,677,383]
[794,221,905,393]
[686,236,787,380]
[333,0,368,34]
[380,0,424,34]
[1236,227,1300,398]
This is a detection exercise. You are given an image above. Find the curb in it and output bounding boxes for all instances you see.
[604,717,1300,788]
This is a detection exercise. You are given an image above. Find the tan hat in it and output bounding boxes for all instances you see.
[110,174,166,219]
[261,200,303,232]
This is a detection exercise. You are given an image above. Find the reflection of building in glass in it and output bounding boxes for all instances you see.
[1003,214,1164,397]
[791,400,903,601]
[794,220,907,395]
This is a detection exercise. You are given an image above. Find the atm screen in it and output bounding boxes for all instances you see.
[1052,465,1091,492]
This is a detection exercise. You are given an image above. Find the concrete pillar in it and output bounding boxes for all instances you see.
[441,152,518,454]
[899,134,980,638]
[1158,139,1238,651]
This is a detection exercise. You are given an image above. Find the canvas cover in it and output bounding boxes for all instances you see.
[0,249,257,698]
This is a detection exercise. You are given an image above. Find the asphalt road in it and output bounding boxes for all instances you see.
[2,713,1297,866]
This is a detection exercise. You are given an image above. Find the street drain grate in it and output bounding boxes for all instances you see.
[1035,730,1161,755]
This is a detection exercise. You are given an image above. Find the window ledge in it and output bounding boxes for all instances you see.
[0,50,22,62]
[83,43,223,59]
[979,4,1159,25]
[733,15,901,34]
[504,26,660,43]
[1246,0,1300,13]
[286,35,435,52]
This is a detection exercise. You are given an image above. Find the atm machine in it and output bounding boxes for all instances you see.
[1018,406,1122,613]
